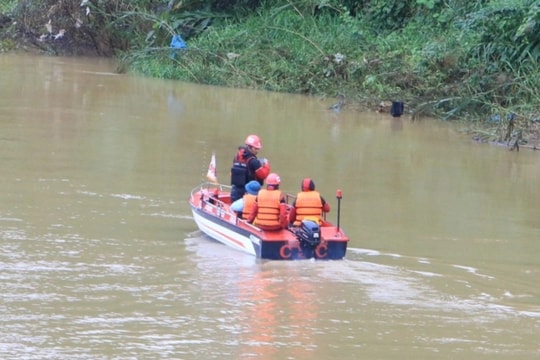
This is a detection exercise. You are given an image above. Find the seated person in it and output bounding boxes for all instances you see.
[289,178,330,226]
[231,180,261,219]
[247,173,287,230]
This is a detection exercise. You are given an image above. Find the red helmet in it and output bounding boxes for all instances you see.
[266,173,281,186]
[245,134,262,149]
[301,178,315,191]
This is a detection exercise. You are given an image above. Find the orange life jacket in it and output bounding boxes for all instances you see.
[254,189,283,230]
[293,190,323,226]
[242,194,257,219]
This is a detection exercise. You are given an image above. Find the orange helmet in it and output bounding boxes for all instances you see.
[301,178,315,191]
[266,173,281,186]
[245,134,262,149]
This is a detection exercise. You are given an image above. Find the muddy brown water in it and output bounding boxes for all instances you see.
[1,53,539,359]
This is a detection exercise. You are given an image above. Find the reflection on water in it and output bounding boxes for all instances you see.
[1,54,539,359]
[184,236,540,359]
[187,235,321,358]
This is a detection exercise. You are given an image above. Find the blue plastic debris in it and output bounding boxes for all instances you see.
[170,34,187,59]
[171,34,187,49]
[489,114,500,123]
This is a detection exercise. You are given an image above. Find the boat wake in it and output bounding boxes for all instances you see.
[185,237,540,321]
[326,246,540,320]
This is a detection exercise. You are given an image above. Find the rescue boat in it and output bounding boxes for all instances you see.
[189,182,349,260]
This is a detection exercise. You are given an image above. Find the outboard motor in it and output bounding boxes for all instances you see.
[296,220,321,258]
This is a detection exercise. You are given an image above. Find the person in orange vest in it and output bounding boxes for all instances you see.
[230,134,271,202]
[247,173,287,230]
[230,180,261,219]
[288,178,330,226]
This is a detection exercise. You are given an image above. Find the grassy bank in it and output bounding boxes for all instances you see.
[2,0,539,147]
[127,6,454,109]
[125,3,538,116]
[122,2,539,147]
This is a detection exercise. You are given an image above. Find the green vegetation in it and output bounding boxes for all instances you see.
[0,0,16,13]
[0,0,16,51]
[2,0,540,146]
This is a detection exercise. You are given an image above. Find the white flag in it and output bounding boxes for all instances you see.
[206,152,218,183]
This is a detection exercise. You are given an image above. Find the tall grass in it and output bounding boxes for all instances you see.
[0,0,16,13]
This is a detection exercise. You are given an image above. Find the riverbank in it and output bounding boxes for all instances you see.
[1,1,539,150]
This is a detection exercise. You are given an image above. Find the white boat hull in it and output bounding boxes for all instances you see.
[191,208,258,256]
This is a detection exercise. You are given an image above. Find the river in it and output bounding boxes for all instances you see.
[1,53,539,359]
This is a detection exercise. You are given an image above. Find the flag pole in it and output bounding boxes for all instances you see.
[336,189,342,234]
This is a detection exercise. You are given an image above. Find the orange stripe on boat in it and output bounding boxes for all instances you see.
[205,222,246,249]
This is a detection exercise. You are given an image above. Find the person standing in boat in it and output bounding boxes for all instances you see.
[231,180,261,219]
[288,178,330,226]
[247,173,287,230]
[230,134,271,202]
